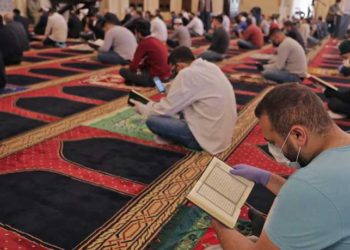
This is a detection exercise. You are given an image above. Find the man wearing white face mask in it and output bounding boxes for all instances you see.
[212,83,350,249]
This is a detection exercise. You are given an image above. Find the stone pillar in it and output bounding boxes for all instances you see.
[144,0,159,13]
[213,0,224,15]
[107,0,129,19]
[192,0,198,13]
[170,0,182,13]
[14,0,26,16]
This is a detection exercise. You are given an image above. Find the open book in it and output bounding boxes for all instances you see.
[308,74,339,91]
[128,90,151,106]
[88,39,104,50]
[187,157,254,228]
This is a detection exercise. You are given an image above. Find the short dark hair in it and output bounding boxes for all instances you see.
[212,15,223,23]
[103,12,120,25]
[168,46,195,65]
[255,84,333,137]
[13,8,20,15]
[135,20,151,37]
[246,17,253,26]
[284,20,295,27]
[269,28,283,37]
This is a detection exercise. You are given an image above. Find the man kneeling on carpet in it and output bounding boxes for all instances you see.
[131,46,237,155]
[213,84,350,249]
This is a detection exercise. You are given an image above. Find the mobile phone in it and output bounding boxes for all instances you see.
[153,77,166,93]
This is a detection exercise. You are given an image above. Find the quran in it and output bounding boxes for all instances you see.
[88,39,104,50]
[128,90,151,106]
[308,74,339,91]
[187,157,254,228]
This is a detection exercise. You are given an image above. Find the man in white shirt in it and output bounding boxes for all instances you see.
[43,9,68,47]
[167,18,191,48]
[150,14,168,42]
[97,13,137,65]
[299,17,310,47]
[131,47,237,154]
[222,14,231,34]
[187,13,204,36]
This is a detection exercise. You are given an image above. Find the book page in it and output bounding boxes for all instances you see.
[93,39,104,47]
[187,157,254,228]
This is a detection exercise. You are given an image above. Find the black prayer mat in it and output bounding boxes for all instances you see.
[37,52,75,58]
[61,137,186,184]
[16,97,96,117]
[0,112,47,141]
[6,74,49,86]
[63,86,127,101]
[0,171,131,249]
[61,62,108,71]
[30,68,79,77]
[22,56,50,63]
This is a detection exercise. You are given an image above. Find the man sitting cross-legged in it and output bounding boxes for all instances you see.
[167,18,191,49]
[213,83,350,249]
[97,13,137,65]
[258,29,307,84]
[131,47,237,154]
[199,15,230,62]
[120,20,171,87]
[237,17,264,50]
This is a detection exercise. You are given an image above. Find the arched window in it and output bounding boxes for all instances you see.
[130,0,144,10]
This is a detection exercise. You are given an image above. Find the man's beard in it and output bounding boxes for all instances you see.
[272,41,280,47]
[284,141,310,168]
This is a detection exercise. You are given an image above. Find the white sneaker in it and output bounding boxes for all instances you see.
[328,110,347,119]
[154,135,173,145]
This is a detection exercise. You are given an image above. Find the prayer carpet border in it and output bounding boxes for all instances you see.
[76,87,274,250]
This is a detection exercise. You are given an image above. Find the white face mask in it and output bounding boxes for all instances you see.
[267,131,301,169]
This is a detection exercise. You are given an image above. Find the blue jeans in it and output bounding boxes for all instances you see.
[146,115,202,150]
[198,50,225,62]
[262,69,301,84]
[308,36,320,46]
[237,40,257,50]
[97,51,128,65]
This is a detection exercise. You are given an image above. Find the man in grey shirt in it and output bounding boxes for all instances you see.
[167,18,191,48]
[259,29,307,84]
[97,14,137,65]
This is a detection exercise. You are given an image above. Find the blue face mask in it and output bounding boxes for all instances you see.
[268,131,302,169]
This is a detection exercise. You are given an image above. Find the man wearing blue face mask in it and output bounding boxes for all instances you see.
[212,83,350,249]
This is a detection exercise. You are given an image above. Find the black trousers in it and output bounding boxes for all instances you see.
[325,88,350,116]
[43,37,58,46]
[167,39,179,48]
[119,68,155,87]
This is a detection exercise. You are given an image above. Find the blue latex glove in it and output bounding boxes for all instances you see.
[230,164,271,186]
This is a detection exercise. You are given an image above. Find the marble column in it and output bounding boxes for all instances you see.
[144,0,159,13]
